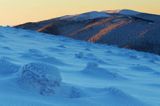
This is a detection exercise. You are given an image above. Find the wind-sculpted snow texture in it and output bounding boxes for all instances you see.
[0,27,160,106]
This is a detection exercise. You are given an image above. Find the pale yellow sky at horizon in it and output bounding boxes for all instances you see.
[0,0,160,25]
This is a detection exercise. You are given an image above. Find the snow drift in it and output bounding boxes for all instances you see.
[0,27,159,106]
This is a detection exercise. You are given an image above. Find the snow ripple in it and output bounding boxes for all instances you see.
[0,57,20,76]
[82,62,125,80]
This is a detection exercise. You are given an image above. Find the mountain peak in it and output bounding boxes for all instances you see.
[105,9,141,15]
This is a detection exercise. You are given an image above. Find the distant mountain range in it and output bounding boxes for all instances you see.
[15,9,160,55]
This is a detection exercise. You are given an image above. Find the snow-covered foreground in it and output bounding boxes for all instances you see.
[0,27,160,106]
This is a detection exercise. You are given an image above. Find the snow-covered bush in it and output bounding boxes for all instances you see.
[0,57,20,75]
[19,62,62,95]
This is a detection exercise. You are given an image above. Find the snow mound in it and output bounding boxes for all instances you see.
[0,57,20,76]
[18,62,85,98]
[18,62,62,95]
[82,62,124,79]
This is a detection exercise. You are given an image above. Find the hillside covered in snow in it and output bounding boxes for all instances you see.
[0,27,160,106]
[16,9,160,55]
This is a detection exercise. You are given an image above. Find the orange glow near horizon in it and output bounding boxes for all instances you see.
[0,0,160,26]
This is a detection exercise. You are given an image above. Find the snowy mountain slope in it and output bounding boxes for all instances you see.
[0,26,160,106]
[15,9,160,55]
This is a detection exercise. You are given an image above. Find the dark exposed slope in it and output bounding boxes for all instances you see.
[15,10,160,55]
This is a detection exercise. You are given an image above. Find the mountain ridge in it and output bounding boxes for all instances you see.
[15,9,160,55]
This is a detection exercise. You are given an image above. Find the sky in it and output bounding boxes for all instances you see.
[0,0,160,26]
